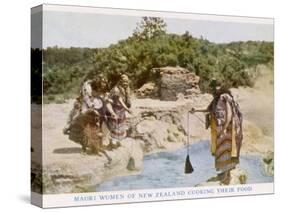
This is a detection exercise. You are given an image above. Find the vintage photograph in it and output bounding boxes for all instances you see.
[31,4,274,199]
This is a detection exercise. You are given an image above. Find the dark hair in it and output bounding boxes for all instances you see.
[210,78,232,97]
[217,84,233,97]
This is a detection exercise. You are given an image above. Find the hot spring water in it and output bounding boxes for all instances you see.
[97,141,273,191]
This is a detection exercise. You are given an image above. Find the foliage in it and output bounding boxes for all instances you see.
[37,17,274,101]
[131,17,167,41]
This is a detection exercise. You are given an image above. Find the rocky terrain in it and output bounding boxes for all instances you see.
[31,66,274,194]
[32,98,193,193]
[136,66,200,100]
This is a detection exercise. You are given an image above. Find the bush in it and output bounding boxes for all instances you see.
[38,18,273,102]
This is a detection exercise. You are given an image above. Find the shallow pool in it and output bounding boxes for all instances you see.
[97,141,273,191]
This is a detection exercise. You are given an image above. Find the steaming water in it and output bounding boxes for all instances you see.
[96,141,273,191]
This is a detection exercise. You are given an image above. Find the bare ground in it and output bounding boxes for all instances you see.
[31,65,274,193]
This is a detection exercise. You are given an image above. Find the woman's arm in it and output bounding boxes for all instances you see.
[105,102,118,119]
[118,96,132,113]
[190,107,208,113]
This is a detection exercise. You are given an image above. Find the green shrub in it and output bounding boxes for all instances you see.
[38,17,273,102]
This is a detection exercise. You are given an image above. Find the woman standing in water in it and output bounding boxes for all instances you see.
[191,79,243,184]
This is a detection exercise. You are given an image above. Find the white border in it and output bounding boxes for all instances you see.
[41,4,273,25]
[40,183,274,208]
[30,3,275,209]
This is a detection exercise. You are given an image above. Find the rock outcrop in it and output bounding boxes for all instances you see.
[153,66,200,101]
[42,138,144,194]
[134,117,186,153]
[136,66,201,100]
[35,98,194,194]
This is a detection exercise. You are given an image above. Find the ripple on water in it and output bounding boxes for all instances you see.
[97,141,273,192]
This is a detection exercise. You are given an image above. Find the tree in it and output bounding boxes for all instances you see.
[131,17,167,41]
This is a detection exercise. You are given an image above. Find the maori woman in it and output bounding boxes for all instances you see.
[191,79,243,184]
[105,74,132,149]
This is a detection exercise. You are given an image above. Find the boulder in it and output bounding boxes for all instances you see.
[229,167,248,185]
[136,82,158,98]
[152,66,200,100]
[262,151,274,176]
[135,119,185,152]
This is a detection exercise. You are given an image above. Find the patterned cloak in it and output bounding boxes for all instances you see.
[208,92,243,172]
[105,85,131,140]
